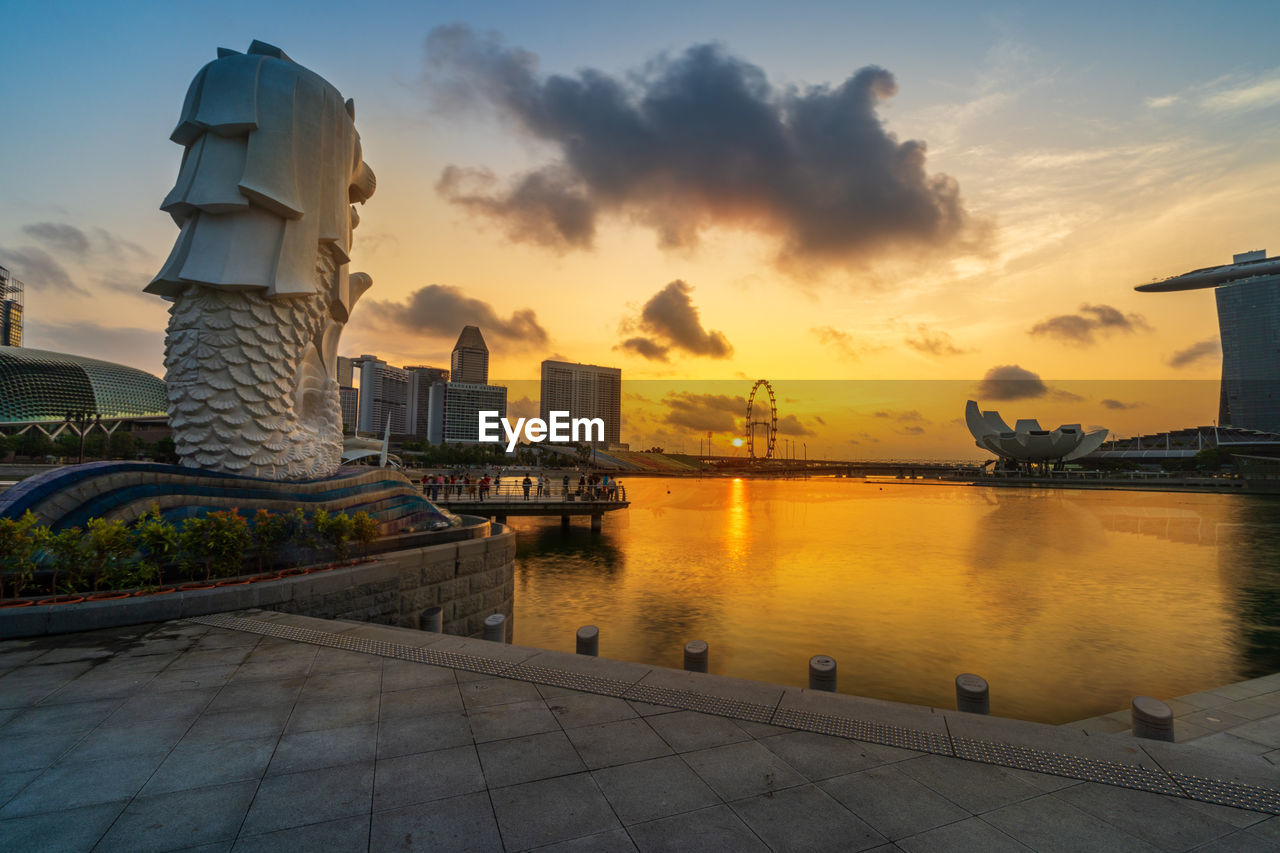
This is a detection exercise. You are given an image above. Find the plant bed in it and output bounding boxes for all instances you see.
[178,583,215,591]
[131,587,175,597]
[86,592,131,601]
[36,595,85,606]
[0,598,35,608]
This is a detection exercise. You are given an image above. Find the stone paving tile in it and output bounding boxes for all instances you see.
[0,729,88,774]
[730,783,888,852]
[820,765,971,841]
[476,730,587,789]
[0,801,126,853]
[285,695,380,734]
[377,710,473,759]
[379,683,463,720]
[895,753,1046,814]
[1223,693,1280,721]
[896,817,1031,852]
[564,717,675,770]
[545,691,638,729]
[370,791,502,852]
[1051,781,1251,850]
[381,659,455,693]
[232,814,370,853]
[184,704,293,745]
[234,656,316,684]
[626,699,681,717]
[108,685,219,723]
[310,647,381,674]
[1190,827,1280,852]
[297,668,381,703]
[0,750,168,817]
[627,803,768,852]
[206,677,305,713]
[758,731,920,781]
[468,698,560,743]
[646,710,751,753]
[141,735,277,796]
[489,772,622,851]
[592,754,721,825]
[460,676,544,709]
[1224,715,1280,749]
[1179,691,1237,711]
[142,663,240,693]
[168,646,255,671]
[239,760,374,836]
[94,779,258,853]
[682,740,807,802]
[59,714,193,763]
[267,723,378,776]
[1180,707,1252,733]
[0,769,39,806]
[1182,731,1276,761]
[0,696,120,736]
[373,744,486,811]
[983,793,1161,852]
[532,828,640,852]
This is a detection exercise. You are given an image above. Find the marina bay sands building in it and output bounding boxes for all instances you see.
[1137,250,1280,434]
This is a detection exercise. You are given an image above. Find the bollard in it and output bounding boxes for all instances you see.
[683,640,709,673]
[955,673,990,714]
[576,625,599,656]
[422,606,443,633]
[483,613,506,643]
[809,655,837,692]
[1131,696,1174,741]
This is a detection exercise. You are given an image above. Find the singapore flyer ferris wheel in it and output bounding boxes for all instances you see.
[744,379,778,460]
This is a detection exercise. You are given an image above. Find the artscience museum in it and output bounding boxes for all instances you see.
[965,400,1108,470]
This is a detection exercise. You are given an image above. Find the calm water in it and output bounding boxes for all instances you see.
[508,476,1280,723]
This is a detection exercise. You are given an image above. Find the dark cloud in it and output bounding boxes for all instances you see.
[365,284,548,346]
[0,245,87,295]
[873,410,927,423]
[662,392,744,432]
[1029,304,1150,346]
[22,222,90,258]
[776,414,815,436]
[1167,337,1220,369]
[618,280,732,361]
[977,364,1049,401]
[898,425,926,435]
[1100,399,1142,410]
[812,326,860,360]
[425,25,979,268]
[905,324,965,356]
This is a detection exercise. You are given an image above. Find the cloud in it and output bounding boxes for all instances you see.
[662,392,744,432]
[1167,337,1220,369]
[425,25,980,269]
[617,280,732,361]
[507,395,539,420]
[776,414,815,436]
[904,324,965,356]
[1202,71,1280,113]
[22,222,91,259]
[898,425,926,435]
[0,245,87,295]
[1100,399,1142,410]
[977,364,1049,401]
[873,410,927,423]
[1029,304,1149,346]
[365,284,548,346]
[811,326,861,361]
[22,321,165,375]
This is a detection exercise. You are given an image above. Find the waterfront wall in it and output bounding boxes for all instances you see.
[0,525,516,640]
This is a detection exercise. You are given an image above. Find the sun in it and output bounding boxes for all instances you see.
[731,438,744,447]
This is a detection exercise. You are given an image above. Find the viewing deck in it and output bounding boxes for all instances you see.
[427,482,630,530]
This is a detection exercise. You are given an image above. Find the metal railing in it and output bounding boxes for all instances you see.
[421,480,627,503]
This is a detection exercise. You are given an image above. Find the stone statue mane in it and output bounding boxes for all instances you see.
[147,40,375,480]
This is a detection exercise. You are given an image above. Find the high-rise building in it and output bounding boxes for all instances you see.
[0,265,24,348]
[451,326,489,384]
[1137,250,1280,433]
[356,356,411,434]
[405,366,449,440]
[339,386,358,431]
[443,381,507,444]
[336,356,355,387]
[540,360,622,444]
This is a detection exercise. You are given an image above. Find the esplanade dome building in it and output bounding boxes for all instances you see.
[0,346,167,425]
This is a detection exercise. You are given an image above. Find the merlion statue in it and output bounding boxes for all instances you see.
[146,41,375,480]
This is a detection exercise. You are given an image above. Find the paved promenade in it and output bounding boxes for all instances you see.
[1,613,1277,852]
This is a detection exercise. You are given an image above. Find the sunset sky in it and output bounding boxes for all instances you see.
[4,1,1279,457]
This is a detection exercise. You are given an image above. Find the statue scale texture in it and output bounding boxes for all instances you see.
[146,41,375,480]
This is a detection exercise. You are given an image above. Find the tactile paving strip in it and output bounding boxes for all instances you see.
[952,736,1182,796]
[775,707,954,756]
[187,613,1280,815]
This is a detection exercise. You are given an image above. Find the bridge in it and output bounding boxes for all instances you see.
[426,481,629,531]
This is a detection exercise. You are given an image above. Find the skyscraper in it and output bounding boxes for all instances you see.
[1137,250,1280,433]
[405,366,449,441]
[356,356,411,434]
[451,326,489,384]
[443,382,507,443]
[540,360,622,445]
[0,265,24,348]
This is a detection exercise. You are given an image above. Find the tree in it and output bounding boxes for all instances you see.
[108,431,136,459]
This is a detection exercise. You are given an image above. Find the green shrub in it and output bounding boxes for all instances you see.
[252,509,287,572]
[85,518,133,592]
[352,511,380,558]
[45,527,87,594]
[206,509,251,579]
[0,511,43,598]
[316,510,355,561]
[131,505,178,588]
[178,517,213,581]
